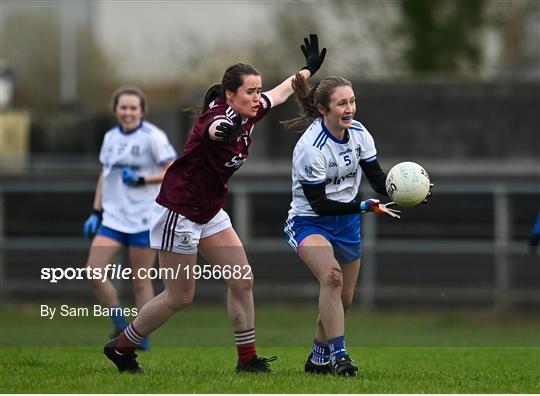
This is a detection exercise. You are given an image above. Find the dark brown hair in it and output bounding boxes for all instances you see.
[196,63,260,116]
[281,73,352,132]
[111,87,147,113]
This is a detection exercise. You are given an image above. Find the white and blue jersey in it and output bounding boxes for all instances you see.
[284,118,377,263]
[99,121,177,234]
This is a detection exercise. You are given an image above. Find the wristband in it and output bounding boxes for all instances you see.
[359,201,368,213]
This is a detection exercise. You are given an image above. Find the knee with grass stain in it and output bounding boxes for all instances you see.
[324,266,343,291]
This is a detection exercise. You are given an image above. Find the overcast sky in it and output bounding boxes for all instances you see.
[3,0,537,84]
[93,1,284,82]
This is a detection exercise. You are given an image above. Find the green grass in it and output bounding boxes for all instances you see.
[1,346,538,393]
[1,303,539,393]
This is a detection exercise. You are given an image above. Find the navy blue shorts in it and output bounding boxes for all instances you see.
[96,225,150,247]
[284,214,361,263]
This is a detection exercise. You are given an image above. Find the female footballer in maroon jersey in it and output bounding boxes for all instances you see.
[104,34,326,373]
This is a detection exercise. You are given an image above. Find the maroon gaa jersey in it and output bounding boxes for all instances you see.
[156,93,273,223]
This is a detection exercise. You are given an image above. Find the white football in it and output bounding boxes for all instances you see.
[385,162,430,207]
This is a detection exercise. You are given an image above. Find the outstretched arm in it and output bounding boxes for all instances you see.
[266,69,312,107]
[265,34,326,107]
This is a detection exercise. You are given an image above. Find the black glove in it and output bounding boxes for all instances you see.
[215,116,243,143]
[301,34,327,76]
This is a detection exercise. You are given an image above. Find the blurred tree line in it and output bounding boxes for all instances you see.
[0,0,537,112]
[400,0,539,76]
[401,0,485,74]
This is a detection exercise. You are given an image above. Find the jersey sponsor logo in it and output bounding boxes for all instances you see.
[111,164,141,171]
[225,153,247,169]
[325,170,357,185]
[338,148,352,156]
[328,161,337,168]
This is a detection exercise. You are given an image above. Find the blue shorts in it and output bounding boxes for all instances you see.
[96,225,150,247]
[284,214,361,263]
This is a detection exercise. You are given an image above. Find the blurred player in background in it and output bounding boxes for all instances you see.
[282,74,408,376]
[83,87,177,350]
[104,34,327,374]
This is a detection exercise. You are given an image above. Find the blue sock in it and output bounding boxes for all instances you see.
[328,336,348,362]
[110,305,128,332]
[310,339,330,364]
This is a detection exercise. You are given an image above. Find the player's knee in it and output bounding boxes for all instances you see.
[166,290,194,311]
[229,276,253,295]
[323,267,343,291]
[172,294,194,311]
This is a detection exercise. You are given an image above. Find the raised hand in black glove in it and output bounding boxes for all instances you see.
[301,33,327,76]
[215,115,243,143]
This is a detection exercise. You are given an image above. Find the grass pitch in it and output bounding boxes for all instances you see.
[1,303,539,393]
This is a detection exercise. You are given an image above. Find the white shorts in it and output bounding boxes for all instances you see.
[150,205,232,254]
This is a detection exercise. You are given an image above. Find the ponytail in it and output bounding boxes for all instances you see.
[280,73,321,133]
[281,74,353,133]
[190,83,223,117]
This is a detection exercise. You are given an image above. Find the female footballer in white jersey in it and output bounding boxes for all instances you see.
[282,74,406,376]
[83,87,177,350]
